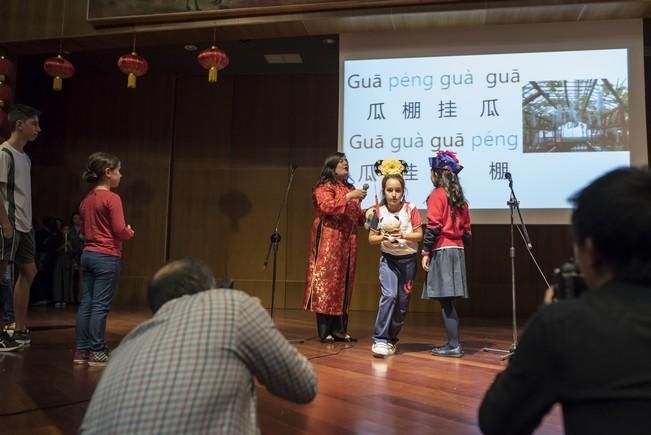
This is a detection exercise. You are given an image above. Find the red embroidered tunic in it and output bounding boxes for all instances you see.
[303,181,364,315]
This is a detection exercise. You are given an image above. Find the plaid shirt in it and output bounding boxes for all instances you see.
[80,289,317,434]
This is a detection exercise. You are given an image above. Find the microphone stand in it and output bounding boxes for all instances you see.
[482,174,549,360]
[263,164,304,344]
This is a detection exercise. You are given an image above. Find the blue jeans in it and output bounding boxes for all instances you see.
[0,266,14,324]
[373,254,417,344]
[75,251,121,351]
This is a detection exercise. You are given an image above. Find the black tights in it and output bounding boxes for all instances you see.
[439,298,460,347]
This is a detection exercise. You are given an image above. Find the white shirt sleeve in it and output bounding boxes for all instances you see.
[0,148,11,184]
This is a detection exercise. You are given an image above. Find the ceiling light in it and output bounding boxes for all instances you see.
[264,54,303,64]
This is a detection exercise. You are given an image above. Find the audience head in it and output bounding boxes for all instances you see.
[71,211,82,227]
[570,166,651,287]
[42,215,58,232]
[147,258,217,313]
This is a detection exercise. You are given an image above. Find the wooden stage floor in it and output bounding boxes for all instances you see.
[0,306,562,434]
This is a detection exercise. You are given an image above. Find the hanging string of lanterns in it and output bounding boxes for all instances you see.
[35,13,230,91]
[117,33,148,89]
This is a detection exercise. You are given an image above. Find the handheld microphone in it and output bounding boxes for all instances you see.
[362,183,369,191]
[504,172,512,181]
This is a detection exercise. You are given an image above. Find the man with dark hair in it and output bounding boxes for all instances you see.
[0,104,41,351]
[80,258,317,435]
[479,166,651,435]
[146,257,217,313]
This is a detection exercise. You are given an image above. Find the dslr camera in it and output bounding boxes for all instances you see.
[551,260,588,300]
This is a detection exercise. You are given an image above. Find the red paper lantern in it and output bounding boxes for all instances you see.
[117,52,148,89]
[43,54,75,91]
[0,56,13,83]
[0,82,13,109]
[197,46,229,82]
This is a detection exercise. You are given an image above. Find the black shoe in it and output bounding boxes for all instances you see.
[431,344,463,358]
[320,334,335,344]
[13,329,31,345]
[88,349,110,367]
[0,331,22,352]
[432,343,449,351]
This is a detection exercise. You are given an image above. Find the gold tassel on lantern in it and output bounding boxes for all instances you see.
[128,73,136,89]
[53,76,63,91]
[208,66,218,82]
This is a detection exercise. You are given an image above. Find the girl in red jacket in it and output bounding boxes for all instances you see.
[421,151,471,358]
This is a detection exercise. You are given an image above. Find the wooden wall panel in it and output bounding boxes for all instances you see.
[167,74,235,279]
[458,225,574,317]
[64,73,175,305]
[227,75,335,307]
[14,67,71,224]
[21,69,174,306]
[284,76,339,309]
[228,76,294,306]
[168,74,339,309]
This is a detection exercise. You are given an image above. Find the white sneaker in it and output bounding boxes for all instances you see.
[372,342,396,357]
[372,342,388,357]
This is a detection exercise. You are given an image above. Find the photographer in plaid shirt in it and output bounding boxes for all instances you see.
[80,258,317,434]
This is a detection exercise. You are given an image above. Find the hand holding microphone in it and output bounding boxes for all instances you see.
[346,183,368,201]
[361,183,369,199]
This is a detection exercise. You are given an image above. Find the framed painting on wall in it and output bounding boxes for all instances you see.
[86,0,434,26]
